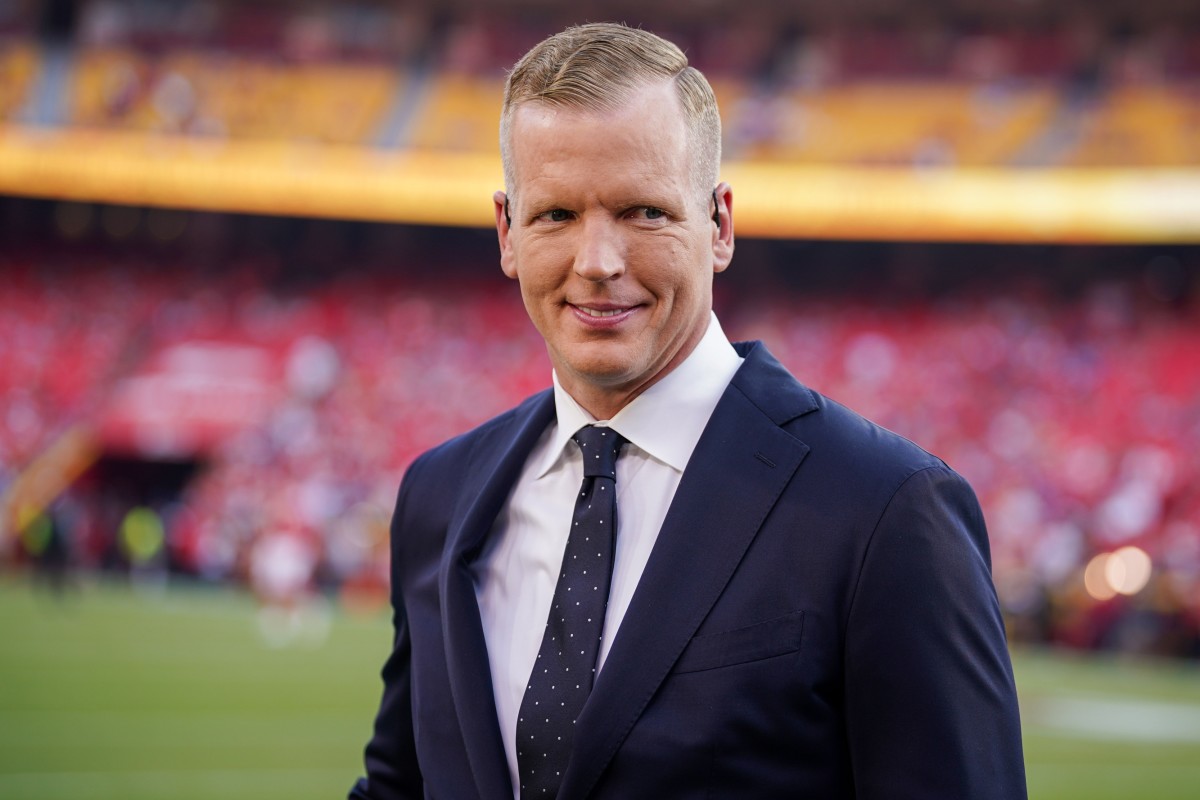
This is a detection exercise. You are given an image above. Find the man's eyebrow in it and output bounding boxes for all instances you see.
[521,197,569,214]
[518,188,687,213]
[607,191,688,209]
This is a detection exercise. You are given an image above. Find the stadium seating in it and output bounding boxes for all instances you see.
[68,46,401,143]
[20,9,1194,168]
[726,82,1062,166]
[406,73,503,152]
[1067,86,1200,167]
[0,40,38,120]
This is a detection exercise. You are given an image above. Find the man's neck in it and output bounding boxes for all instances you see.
[556,376,659,422]
[554,318,714,420]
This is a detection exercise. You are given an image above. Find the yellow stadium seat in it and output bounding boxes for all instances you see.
[0,42,39,120]
[407,73,504,152]
[1068,86,1199,167]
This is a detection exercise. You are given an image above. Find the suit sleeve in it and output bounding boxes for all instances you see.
[348,461,428,800]
[844,465,1027,799]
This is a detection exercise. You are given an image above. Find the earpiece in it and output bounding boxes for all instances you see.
[504,197,512,228]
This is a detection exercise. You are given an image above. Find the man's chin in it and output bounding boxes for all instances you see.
[555,353,651,394]
[563,364,639,389]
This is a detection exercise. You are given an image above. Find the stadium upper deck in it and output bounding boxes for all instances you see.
[1,0,1197,166]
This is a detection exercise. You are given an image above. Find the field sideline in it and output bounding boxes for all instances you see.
[2,577,1199,799]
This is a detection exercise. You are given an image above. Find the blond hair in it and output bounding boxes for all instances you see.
[499,22,721,203]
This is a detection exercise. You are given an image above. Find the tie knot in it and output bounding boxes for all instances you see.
[573,425,626,479]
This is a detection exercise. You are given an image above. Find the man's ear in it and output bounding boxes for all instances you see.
[711,181,734,274]
[494,190,518,279]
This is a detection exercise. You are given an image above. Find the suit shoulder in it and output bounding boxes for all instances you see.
[781,384,963,506]
[817,391,942,467]
[732,341,954,486]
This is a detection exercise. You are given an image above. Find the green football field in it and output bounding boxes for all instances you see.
[2,577,1199,799]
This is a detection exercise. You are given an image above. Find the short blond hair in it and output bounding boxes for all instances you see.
[499,22,721,203]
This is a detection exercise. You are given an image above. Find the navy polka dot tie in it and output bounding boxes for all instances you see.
[516,425,627,799]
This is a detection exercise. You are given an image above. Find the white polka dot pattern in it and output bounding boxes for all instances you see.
[515,425,625,799]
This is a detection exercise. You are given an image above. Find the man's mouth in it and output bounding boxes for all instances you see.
[568,303,638,326]
[577,307,627,318]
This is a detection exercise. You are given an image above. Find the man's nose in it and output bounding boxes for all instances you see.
[572,216,625,282]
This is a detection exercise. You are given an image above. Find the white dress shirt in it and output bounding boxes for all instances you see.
[473,312,743,798]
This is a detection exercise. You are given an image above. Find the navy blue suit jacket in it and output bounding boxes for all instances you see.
[351,341,1027,799]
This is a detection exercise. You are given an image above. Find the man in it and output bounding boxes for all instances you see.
[351,22,1026,800]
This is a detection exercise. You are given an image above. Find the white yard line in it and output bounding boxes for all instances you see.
[1024,694,1200,743]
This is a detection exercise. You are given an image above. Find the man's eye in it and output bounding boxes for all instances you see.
[539,209,571,222]
[641,207,665,220]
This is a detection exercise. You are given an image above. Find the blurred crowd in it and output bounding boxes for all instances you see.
[0,211,1198,658]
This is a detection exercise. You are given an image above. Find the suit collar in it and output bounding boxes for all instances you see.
[605,315,743,472]
[729,340,819,427]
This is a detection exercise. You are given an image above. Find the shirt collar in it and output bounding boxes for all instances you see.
[536,312,743,478]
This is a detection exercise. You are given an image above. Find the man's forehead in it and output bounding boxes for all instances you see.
[509,132,690,202]
[503,79,700,202]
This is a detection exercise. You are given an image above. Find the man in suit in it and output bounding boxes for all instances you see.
[350,22,1026,800]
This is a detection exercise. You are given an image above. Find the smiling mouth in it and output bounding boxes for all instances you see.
[577,307,627,318]
[568,303,638,326]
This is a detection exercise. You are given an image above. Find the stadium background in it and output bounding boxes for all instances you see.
[1,0,1199,797]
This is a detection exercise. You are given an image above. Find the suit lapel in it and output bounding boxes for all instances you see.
[560,343,817,799]
[439,390,556,800]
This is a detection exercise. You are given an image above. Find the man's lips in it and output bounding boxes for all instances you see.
[568,303,639,324]
[576,306,628,318]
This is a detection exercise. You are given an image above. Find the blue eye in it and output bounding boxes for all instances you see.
[545,209,570,222]
[643,207,665,219]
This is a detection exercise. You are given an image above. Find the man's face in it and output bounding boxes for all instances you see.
[495,80,733,416]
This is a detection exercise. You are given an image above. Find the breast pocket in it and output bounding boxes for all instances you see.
[672,610,805,674]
